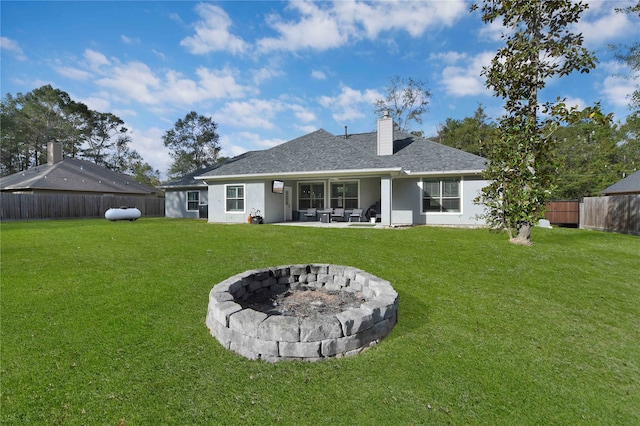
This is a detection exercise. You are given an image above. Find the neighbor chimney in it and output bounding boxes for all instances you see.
[47,141,63,165]
[377,111,393,156]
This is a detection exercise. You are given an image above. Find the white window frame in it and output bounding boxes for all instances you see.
[224,184,246,213]
[297,181,326,210]
[329,180,360,209]
[186,191,199,211]
[421,177,462,214]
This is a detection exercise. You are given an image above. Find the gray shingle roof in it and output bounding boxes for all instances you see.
[602,170,640,195]
[158,151,258,188]
[0,158,157,195]
[198,129,486,180]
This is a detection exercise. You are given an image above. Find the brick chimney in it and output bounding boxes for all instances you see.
[47,141,63,165]
[377,111,393,156]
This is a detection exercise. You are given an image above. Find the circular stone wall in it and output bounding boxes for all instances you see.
[206,264,398,362]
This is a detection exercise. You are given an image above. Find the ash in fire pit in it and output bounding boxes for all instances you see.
[242,287,366,318]
[206,264,398,362]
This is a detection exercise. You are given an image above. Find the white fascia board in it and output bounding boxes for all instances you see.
[194,168,404,181]
[404,169,485,176]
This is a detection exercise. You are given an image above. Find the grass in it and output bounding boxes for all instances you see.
[1,218,639,425]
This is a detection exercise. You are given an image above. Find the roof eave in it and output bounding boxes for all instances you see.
[404,169,485,176]
[195,168,404,181]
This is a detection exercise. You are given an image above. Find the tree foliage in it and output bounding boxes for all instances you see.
[551,121,619,199]
[163,111,220,179]
[373,76,431,133]
[471,0,604,244]
[613,2,640,112]
[432,104,499,156]
[0,85,160,185]
[615,113,640,177]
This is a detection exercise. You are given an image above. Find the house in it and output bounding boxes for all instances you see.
[0,142,163,220]
[601,170,640,195]
[192,114,489,226]
[159,152,256,218]
[1,142,159,196]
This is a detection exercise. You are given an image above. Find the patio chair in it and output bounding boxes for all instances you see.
[331,208,345,222]
[349,208,363,222]
[303,208,317,221]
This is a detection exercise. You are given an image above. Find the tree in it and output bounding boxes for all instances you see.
[471,0,603,245]
[373,76,431,133]
[163,111,220,179]
[1,85,159,186]
[83,111,129,168]
[552,122,619,199]
[432,104,499,156]
[613,2,640,112]
[0,86,89,174]
[615,113,640,177]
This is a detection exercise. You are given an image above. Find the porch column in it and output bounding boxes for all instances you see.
[380,177,392,226]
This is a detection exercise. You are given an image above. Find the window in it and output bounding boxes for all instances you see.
[423,178,460,212]
[187,191,199,211]
[298,182,324,209]
[330,181,359,209]
[225,185,245,212]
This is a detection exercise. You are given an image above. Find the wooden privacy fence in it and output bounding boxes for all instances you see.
[580,195,640,236]
[0,193,165,220]
[544,200,580,227]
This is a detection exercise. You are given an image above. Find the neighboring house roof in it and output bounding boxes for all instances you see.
[0,157,158,195]
[601,170,640,195]
[197,129,486,180]
[158,151,257,189]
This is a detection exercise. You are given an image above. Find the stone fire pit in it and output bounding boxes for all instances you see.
[206,264,398,362]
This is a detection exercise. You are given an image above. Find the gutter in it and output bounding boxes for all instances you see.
[194,167,404,181]
[404,169,485,176]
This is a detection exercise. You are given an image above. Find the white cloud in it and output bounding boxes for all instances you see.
[441,51,493,97]
[429,51,467,64]
[219,132,286,157]
[55,66,92,81]
[180,3,247,55]
[576,5,640,46]
[258,2,348,53]
[128,126,170,177]
[1,36,27,61]
[560,97,588,111]
[252,66,285,85]
[311,69,327,80]
[601,75,636,108]
[80,95,111,112]
[297,124,318,133]
[290,104,317,122]
[194,67,257,100]
[213,99,284,129]
[96,61,161,104]
[477,19,507,42]
[334,0,466,39]
[151,49,166,60]
[84,48,110,70]
[86,48,255,106]
[121,35,140,45]
[257,0,467,53]
[318,84,382,122]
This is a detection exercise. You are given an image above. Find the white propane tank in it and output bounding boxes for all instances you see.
[105,207,141,221]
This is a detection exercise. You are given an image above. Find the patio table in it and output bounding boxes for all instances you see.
[318,209,332,223]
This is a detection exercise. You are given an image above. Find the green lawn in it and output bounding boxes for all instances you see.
[1,219,639,425]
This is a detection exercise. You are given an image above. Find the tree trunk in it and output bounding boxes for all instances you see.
[511,222,533,245]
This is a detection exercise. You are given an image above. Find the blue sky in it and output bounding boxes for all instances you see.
[2,1,639,178]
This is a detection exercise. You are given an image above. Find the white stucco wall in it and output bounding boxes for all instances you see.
[208,181,266,223]
[164,188,208,219]
[390,177,487,226]
[423,178,487,226]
